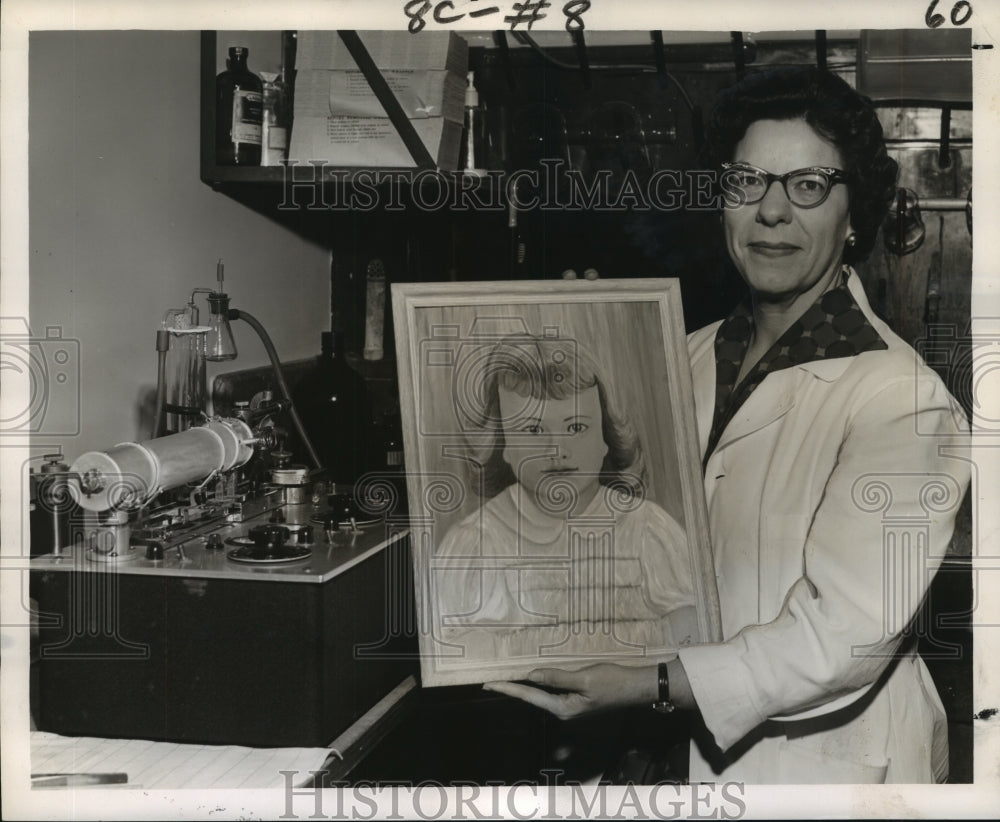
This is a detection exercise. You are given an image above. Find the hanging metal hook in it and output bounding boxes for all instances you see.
[883,187,926,256]
[938,106,952,169]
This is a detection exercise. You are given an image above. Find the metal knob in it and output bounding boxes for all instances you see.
[248,523,290,552]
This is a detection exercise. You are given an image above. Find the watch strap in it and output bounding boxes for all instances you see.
[652,661,675,713]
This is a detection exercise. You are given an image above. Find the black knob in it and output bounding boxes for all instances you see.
[205,533,224,550]
[145,541,165,560]
[248,524,290,553]
[269,508,286,524]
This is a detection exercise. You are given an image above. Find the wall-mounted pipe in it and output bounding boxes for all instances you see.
[571,29,591,89]
[492,30,516,90]
[731,32,747,77]
[815,30,827,71]
[917,197,968,211]
[228,308,323,472]
[885,139,971,150]
[938,106,952,169]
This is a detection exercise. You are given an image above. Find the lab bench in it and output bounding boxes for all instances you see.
[30,506,417,750]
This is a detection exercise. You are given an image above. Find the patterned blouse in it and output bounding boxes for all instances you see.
[706,269,888,466]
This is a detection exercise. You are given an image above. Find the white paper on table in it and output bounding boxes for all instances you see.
[31,731,334,789]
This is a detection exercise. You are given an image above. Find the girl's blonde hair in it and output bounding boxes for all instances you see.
[459,334,647,499]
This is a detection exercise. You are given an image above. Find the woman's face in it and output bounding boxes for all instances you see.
[498,384,608,510]
[723,117,853,306]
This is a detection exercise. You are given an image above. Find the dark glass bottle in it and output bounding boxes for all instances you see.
[216,47,263,166]
[293,332,371,487]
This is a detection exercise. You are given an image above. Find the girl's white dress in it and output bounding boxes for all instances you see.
[433,484,695,668]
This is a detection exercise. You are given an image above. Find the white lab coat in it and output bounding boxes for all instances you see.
[677,271,970,783]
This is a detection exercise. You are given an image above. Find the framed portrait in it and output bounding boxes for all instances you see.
[392,279,720,686]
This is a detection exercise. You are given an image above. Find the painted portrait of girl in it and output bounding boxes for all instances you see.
[431,333,697,675]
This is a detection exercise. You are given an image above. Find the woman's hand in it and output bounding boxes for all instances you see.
[484,658,696,720]
[483,662,659,720]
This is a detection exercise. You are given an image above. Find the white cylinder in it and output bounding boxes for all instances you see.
[203,417,254,470]
[70,418,254,512]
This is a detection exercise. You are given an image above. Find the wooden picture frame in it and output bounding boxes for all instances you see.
[392,279,721,686]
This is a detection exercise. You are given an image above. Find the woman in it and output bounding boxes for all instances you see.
[485,66,970,784]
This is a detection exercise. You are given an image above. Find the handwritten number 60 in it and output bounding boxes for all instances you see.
[926,0,973,27]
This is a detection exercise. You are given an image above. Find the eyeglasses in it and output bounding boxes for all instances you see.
[720,162,847,209]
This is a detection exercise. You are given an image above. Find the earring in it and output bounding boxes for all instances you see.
[846,233,857,247]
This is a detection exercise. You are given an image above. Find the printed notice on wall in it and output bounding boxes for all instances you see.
[289,114,461,167]
[293,69,465,120]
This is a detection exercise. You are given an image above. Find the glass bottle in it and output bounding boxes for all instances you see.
[292,332,371,487]
[162,305,209,433]
[259,71,290,167]
[216,46,263,166]
[460,70,487,175]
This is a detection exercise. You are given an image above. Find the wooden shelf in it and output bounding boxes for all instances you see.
[201,31,289,187]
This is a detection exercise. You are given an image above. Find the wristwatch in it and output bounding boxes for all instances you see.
[652,661,675,713]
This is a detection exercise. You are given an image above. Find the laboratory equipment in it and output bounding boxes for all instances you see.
[205,259,238,361]
[29,454,77,557]
[161,303,209,433]
[32,280,415,747]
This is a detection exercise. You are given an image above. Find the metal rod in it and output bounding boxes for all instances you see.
[939,106,952,169]
[152,329,170,439]
[925,215,944,325]
[885,139,971,149]
[730,32,746,77]
[865,55,971,64]
[815,30,827,71]
[872,99,972,111]
[651,31,667,81]
[571,29,591,89]
[493,30,516,90]
[916,197,968,211]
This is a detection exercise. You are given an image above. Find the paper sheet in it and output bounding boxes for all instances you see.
[295,30,468,74]
[31,731,334,789]
[288,114,462,168]
[293,69,466,122]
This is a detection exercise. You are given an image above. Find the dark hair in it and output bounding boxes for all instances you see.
[462,334,646,499]
[706,66,898,265]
